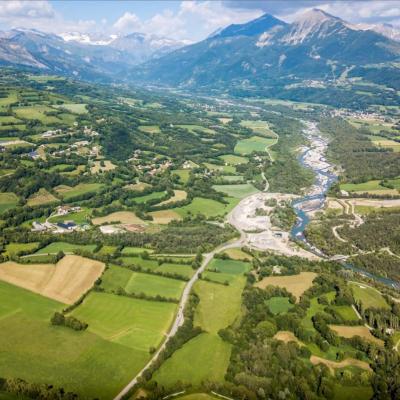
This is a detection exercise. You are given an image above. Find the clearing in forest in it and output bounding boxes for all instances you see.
[274,331,303,345]
[158,190,187,206]
[149,209,182,224]
[329,325,384,346]
[310,355,372,372]
[92,211,145,225]
[234,136,276,155]
[124,182,151,192]
[0,192,18,214]
[349,282,390,310]
[27,188,58,206]
[0,255,104,304]
[90,160,116,173]
[255,272,317,302]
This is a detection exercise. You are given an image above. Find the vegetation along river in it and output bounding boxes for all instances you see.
[290,121,400,290]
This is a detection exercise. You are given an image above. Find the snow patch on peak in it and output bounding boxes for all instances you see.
[256,25,284,48]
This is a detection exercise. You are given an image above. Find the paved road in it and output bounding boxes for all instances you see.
[113,237,245,400]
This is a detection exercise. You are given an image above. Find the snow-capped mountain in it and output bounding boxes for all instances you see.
[0,28,186,80]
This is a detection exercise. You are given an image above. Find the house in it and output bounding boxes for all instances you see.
[57,221,77,230]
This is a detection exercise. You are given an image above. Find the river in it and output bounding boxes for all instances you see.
[290,121,400,290]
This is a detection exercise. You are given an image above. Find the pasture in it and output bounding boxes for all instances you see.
[54,103,87,114]
[255,272,318,302]
[240,120,276,137]
[177,124,215,135]
[27,188,58,206]
[138,125,161,134]
[329,325,384,346]
[55,183,103,200]
[0,255,104,304]
[0,192,18,214]
[124,182,151,192]
[212,183,259,199]
[172,169,190,183]
[152,333,231,387]
[266,297,294,315]
[158,190,187,206]
[223,248,252,261]
[91,160,116,173]
[149,210,182,224]
[219,154,248,165]
[132,191,166,204]
[36,242,97,254]
[125,272,185,299]
[341,179,400,195]
[92,211,145,225]
[71,292,176,351]
[349,282,390,309]
[121,246,154,255]
[175,197,238,218]
[302,292,336,332]
[14,105,61,125]
[234,136,276,155]
[0,281,148,399]
[49,208,92,225]
[333,305,359,321]
[4,242,39,256]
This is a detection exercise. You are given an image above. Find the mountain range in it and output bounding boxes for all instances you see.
[130,9,400,91]
[0,9,399,92]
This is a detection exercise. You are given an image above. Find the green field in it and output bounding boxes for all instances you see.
[132,191,166,204]
[54,103,87,114]
[240,120,276,137]
[219,154,248,165]
[125,271,185,299]
[102,265,189,297]
[341,178,400,193]
[302,292,336,332]
[119,256,160,270]
[35,242,97,254]
[71,292,176,351]
[152,333,230,387]
[14,105,61,125]
[172,169,190,183]
[0,281,148,399]
[56,183,103,200]
[234,136,276,155]
[333,305,359,321]
[5,242,39,256]
[212,183,259,199]
[194,277,246,333]
[155,263,195,278]
[333,384,373,400]
[177,125,215,135]
[349,282,390,310]
[96,245,117,256]
[177,394,219,400]
[138,125,161,134]
[121,246,154,255]
[175,197,239,218]
[266,297,294,315]
[0,192,18,214]
[48,208,92,224]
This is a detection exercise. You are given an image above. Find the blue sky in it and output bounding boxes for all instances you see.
[0,1,399,41]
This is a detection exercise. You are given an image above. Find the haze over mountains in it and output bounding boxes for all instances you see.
[1,8,399,90]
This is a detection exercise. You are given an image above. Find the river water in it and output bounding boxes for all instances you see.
[290,121,400,290]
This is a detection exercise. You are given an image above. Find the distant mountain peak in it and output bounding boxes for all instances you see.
[211,13,286,39]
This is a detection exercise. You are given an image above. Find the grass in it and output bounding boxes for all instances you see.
[255,272,318,302]
[177,125,215,135]
[96,245,117,256]
[333,385,372,400]
[177,395,219,400]
[0,192,18,214]
[14,105,61,125]
[349,282,390,309]
[4,242,39,256]
[207,258,250,276]
[341,179,400,194]
[234,136,276,155]
[138,125,161,134]
[194,278,246,333]
[100,265,133,292]
[149,210,182,224]
[330,325,383,346]
[333,305,359,321]
[49,208,92,225]
[158,190,187,206]
[152,333,231,387]
[121,247,154,255]
[125,272,185,299]
[223,248,252,261]
[71,292,177,352]
[54,103,87,114]
[302,292,336,332]
[212,183,259,199]
[92,211,144,225]
[175,197,239,218]
[132,191,166,204]
[155,263,195,278]
[35,242,97,254]
[27,188,58,207]
[91,160,116,174]
[204,162,236,174]
[55,183,103,200]
[172,169,190,183]
[266,297,294,315]
[0,281,149,399]
[240,120,277,137]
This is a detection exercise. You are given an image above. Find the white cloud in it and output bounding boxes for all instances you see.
[0,0,54,19]
[113,12,142,32]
